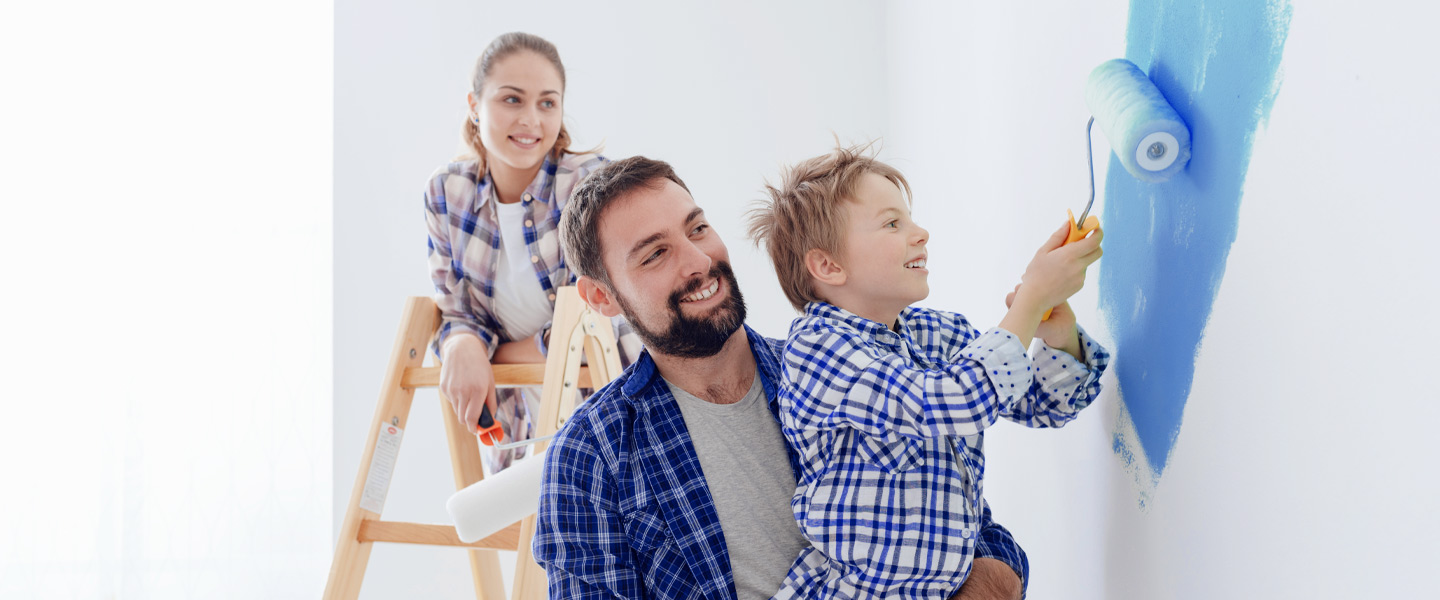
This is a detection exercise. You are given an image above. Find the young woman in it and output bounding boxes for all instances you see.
[424,32,638,472]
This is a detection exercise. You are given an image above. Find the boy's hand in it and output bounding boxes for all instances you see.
[1007,284,1079,356]
[996,220,1102,350]
[1017,220,1103,315]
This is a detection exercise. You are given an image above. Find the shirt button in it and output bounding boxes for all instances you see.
[530,255,540,264]
[548,293,556,301]
[524,219,533,227]
[522,193,533,202]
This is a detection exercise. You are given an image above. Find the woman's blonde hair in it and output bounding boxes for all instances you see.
[461,32,595,168]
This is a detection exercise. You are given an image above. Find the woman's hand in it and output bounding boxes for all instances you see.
[439,333,499,433]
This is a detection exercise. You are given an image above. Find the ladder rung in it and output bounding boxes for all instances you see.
[357,520,522,551]
[403,365,593,389]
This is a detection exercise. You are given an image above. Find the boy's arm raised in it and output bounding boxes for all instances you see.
[999,221,1105,348]
[783,323,1032,440]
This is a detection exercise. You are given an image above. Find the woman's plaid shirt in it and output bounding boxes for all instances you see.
[424,152,640,470]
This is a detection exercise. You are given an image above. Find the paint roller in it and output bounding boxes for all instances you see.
[446,449,547,543]
[1042,58,1191,320]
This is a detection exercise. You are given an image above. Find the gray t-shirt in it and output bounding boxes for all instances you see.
[664,375,810,600]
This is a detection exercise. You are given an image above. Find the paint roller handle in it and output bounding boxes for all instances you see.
[1041,209,1101,320]
[476,402,505,446]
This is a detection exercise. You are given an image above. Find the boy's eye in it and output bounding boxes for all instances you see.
[885,220,899,229]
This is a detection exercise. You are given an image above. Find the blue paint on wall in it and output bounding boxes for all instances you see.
[1100,0,1291,476]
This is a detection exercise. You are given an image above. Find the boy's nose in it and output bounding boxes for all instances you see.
[913,225,929,245]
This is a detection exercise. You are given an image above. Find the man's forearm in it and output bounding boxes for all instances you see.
[951,557,1023,600]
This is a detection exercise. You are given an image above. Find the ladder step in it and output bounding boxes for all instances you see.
[402,365,594,389]
[357,520,522,551]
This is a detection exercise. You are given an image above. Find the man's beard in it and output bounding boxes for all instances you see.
[615,261,747,359]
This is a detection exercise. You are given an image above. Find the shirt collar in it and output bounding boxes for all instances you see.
[800,301,923,346]
[620,324,782,410]
[470,153,559,214]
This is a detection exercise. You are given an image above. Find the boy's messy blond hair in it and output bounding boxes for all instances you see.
[746,143,912,311]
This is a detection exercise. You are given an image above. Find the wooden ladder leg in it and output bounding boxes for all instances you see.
[438,368,507,600]
[508,289,586,600]
[323,298,440,600]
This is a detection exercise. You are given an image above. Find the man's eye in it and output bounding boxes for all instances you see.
[692,224,709,236]
[643,249,665,265]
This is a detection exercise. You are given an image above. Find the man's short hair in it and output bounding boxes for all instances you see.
[561,156,691,287]
[746,143,912,311]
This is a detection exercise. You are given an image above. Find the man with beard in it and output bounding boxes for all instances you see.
[532,156,1027,600]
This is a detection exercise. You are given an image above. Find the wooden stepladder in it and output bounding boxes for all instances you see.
[324,287,622,600]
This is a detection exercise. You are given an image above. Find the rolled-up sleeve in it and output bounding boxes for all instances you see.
[424,170,499,358]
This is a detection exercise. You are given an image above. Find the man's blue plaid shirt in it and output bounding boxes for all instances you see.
[534,325,1034,599]
[774,302,1110,599]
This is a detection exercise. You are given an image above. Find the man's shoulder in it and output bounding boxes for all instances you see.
[553,369,637,456]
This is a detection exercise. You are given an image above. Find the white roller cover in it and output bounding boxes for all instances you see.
[446,450,546,544]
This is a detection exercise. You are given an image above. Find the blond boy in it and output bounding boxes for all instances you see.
[746,145,1110,599]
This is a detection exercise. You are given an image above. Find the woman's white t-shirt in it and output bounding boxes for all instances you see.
[491,198,555,341]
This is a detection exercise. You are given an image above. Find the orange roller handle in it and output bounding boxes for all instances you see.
[476,403,505,446]
[1042,209,1101,321]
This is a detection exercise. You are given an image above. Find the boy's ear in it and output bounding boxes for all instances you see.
[804,248,846,287]
[577,275,623,318]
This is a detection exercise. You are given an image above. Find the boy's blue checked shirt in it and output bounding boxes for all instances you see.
[774,302,1109,599]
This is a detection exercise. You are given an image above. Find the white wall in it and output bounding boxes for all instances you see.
[334,1,886,596]
[2,1,333,597]
[337,1,1440,598]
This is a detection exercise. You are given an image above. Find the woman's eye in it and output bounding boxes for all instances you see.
[541,99,556,109]
[504,96,520,104]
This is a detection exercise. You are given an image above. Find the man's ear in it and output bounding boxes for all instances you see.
[804,248,846,287]
[576,275,623,318]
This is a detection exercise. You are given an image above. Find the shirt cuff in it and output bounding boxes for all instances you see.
[1034,325,1106,378]
[1033,326,1109,409]
[433,320,497,360]
[961,328,1034,405]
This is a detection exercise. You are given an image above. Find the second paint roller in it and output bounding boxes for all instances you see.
[1043,58,1192,320]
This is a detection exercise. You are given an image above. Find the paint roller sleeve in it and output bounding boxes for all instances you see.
[446,450,546,543]
[1085,59,1192,183]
